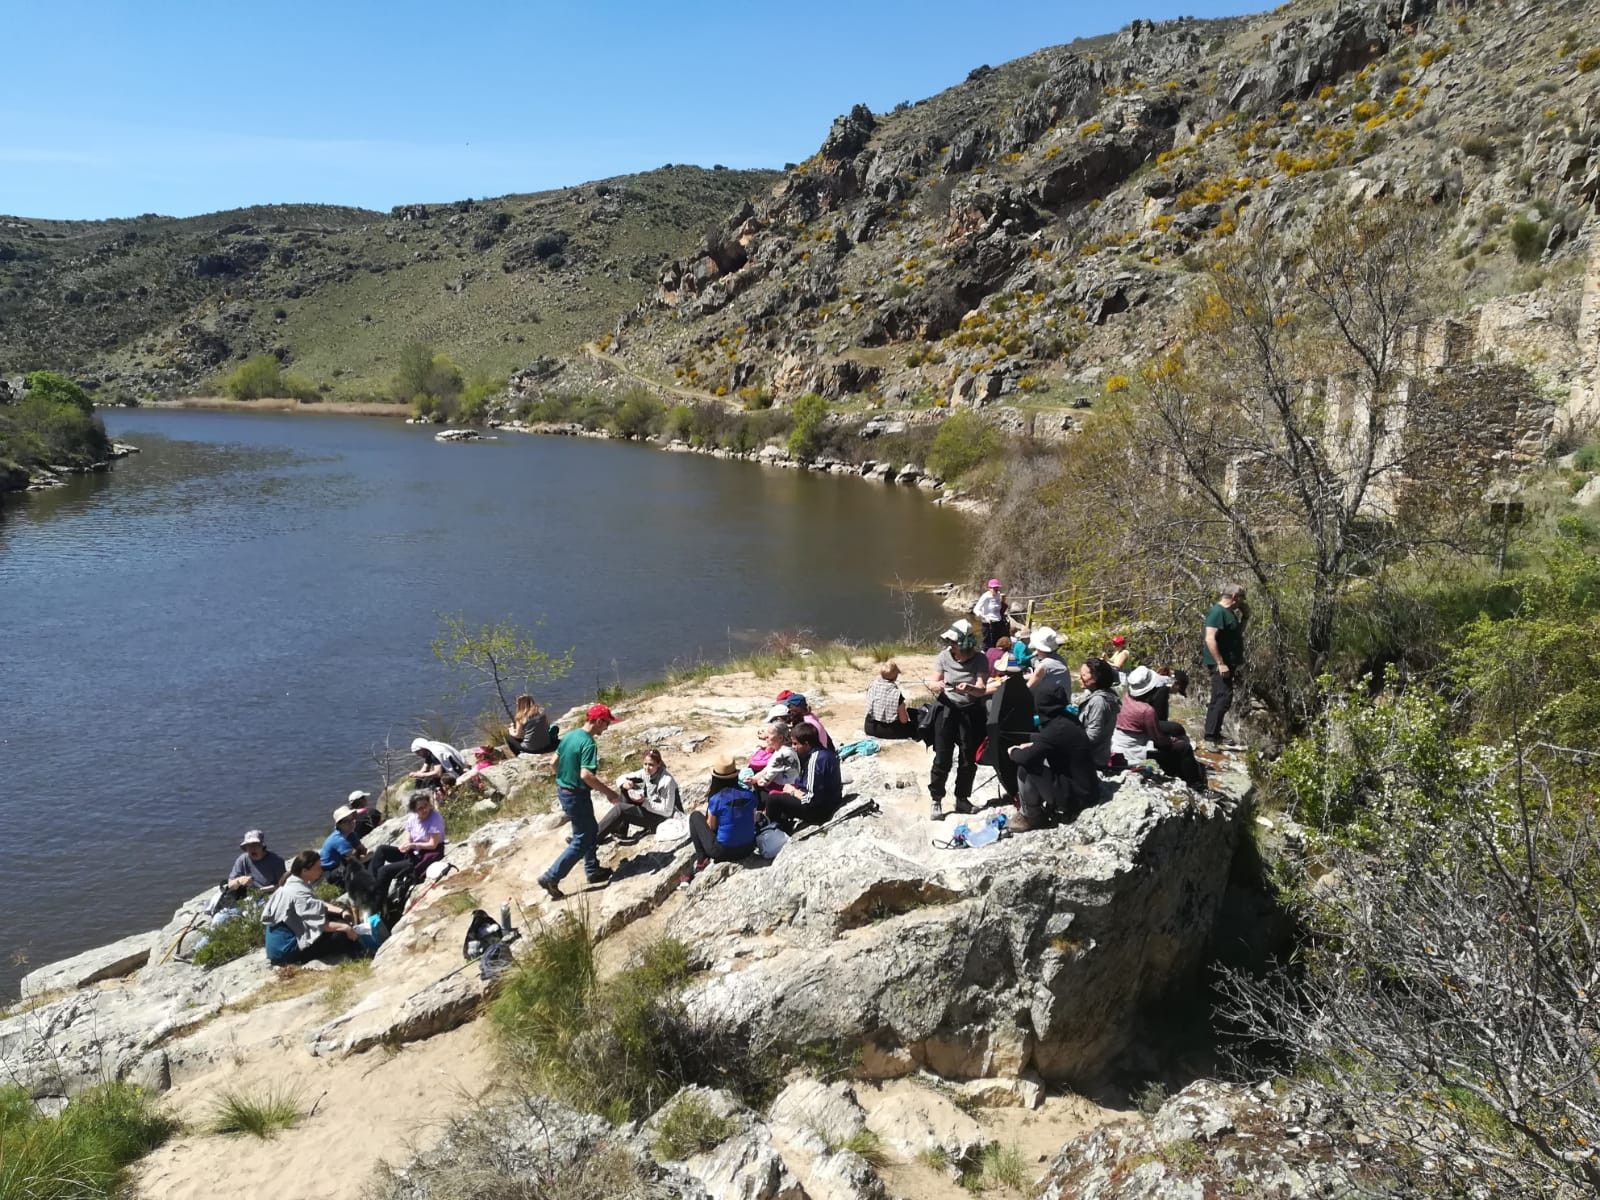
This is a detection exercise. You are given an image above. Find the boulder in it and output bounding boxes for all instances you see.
[767,1079,884,1200]
[19,931,153,998]
[859,1078,986,1165]
[645,1087,804,1200]
[306,969,487,1057]
[672,775,1244,1088]
[1036,1079,1366,1199]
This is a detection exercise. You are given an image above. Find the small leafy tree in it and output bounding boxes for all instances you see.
[926,409,1002,482]
[223,355,284,400]
[394,343,464,413]
[611,389,663,440]
[786,393,829,460]
[432,613,574,720]
[24,370,93,414]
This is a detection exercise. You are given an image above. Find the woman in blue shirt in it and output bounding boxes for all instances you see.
[689,757,757,868]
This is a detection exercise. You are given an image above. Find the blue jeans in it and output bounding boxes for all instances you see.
[543,787,600,884]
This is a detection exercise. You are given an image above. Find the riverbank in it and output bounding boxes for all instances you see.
[130,395,986,510]
[3,643,1260,1200]
[0,440,139,496]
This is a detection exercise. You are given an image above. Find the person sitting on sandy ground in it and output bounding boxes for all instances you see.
[863,661,915,740]
[261,850,367,966]
[598,747,681,844]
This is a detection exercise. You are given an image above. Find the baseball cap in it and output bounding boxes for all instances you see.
[784,693,808,708]
[1111,635,1127,647]
[239,829,265,848]
[987,577,1001,589]
[347,789,371,805]
[775,690,794,702]
[586,702,618,724]
[767,703,792,721]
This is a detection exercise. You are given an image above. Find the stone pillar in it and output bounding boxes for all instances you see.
[1560,229,1600,436]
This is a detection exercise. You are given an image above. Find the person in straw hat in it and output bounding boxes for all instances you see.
[690,755,758,869]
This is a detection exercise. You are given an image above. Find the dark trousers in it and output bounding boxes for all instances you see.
[689,812,752,863]
[929,703,985,804]
[982,620,1007,650]
[763,790,838,834]
[597,802,664,843]
[1205,667,1236,740]
[371,844,412,898]
[1152,741,1208,790]
[864,716,915,740]
[542,787,601,884]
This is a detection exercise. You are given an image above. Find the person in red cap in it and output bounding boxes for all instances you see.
[1108,635,1130,673]
[537,703,621,899]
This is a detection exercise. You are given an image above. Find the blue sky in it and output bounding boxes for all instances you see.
[2,1,1265,220]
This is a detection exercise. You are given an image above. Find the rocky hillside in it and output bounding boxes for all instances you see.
[599,0,1600,415]
[0,168,777,402]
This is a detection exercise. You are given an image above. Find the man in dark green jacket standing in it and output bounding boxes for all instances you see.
[1201,584,1247,747]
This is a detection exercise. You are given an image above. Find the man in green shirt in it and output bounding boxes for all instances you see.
[538,703,622,899]
[1201,584,1247,747]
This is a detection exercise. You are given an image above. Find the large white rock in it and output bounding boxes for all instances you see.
[674,774,1244,1087]
[19,931,153,998]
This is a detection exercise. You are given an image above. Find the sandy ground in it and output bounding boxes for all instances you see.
[141,396,410,416]
[128,648,1208,1200]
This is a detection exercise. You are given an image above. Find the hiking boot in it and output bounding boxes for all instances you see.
[1008,812,1046,833]
[586,866,615,887]
[537,876,563,902]
[954,798,977,815]
[929,801,946,821]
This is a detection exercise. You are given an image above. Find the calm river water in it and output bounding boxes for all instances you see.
[0,409,971,995]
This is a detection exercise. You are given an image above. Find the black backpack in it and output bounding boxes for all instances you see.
[462,909,506,961]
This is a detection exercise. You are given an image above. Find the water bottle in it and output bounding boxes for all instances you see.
[499,901,513,936]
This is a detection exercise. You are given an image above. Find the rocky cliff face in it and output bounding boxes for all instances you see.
[603,0,1600,420]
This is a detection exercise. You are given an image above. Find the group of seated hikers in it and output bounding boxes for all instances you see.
[220,590,1215,965]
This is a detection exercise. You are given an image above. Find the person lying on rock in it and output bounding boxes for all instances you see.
[261,850,365,966]
[537,703,622,900]
[409,737,467,789]
[1112,667,1208,790]
[370,789,448,900]
[597,747,680,844]
[224,829,286,901]
[747,717,802,798]
[506,694,556,755]
[320,803,372,886]
[863,661,916,740]
[764,723,842,832]
[689,756,757,869]
[1008,681,1100,831]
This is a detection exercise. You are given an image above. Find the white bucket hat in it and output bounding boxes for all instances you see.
[1125,666,1160,697]
[1029,626,1062,654]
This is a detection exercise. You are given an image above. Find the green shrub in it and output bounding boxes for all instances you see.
[1579,47,1600,73]
[652,1095,737,1160]
[394,343,464,411]
[960,1142,1029,1191]
[223,354,285,400]
[209,1086,302,1138]
[1573,442,1600,473]
[611,389,663,439]
[1459,134,1496,163]
[1,393,112,467]
[664,404,694,440]
[191,901,265,968]
[454,374,506,425]
[926,410,1003,482]
[24,370,93,414]
[1509,217,1546,263]
[0,1081,177,1199]
[786,393,830,460]
[839,1128,887,1167]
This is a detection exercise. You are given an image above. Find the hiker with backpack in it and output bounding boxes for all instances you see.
[370,790,447,902]
[597,747,681,844]
[764,723,842,832]
[690,756,758,868]
[261,850,365,966]
[537,704,622,900]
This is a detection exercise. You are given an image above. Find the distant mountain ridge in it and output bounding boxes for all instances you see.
[0,170,778,401]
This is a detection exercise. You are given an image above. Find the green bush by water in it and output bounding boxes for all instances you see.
[0,1081,177,1200]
